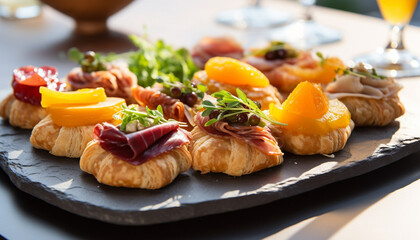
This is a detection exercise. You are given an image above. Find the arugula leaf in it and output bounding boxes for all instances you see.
[114,104,187,132]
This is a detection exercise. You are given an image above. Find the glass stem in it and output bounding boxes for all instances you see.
[300,0,315,21]
[250,0,261,8]
[386,25,405,50]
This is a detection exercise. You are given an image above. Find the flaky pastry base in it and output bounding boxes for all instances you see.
[30,115,94,158]
[189,127,283,176]
[339,96,405,127]
[270,120,354,155]
[80,141,192,189]
[0,93,47,129]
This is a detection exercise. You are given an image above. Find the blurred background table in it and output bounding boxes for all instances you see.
[1,0,420,239]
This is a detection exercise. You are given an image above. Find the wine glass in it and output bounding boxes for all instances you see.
[215,0,292,29]
[352,0,420,78]
[268,0,341,49]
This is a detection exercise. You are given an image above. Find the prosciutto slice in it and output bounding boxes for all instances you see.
[325,63,403,100]
[132,86,185,122]
[192,36,244,69]
[67,62,137,103]
[195,113,282,156]
[94,122,191,165]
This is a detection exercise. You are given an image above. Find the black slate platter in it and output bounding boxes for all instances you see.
[1,80,420,226]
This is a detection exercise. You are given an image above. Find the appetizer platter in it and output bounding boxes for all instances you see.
[0,36,419,225]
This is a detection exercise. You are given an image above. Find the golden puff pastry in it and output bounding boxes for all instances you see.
[0,93,47,129]
[269,120,354,155]
[80,140,192,189]
[30,115,94,158]
[326,63,405,127]
[336,97,404,127]
[193,70,283,110]
[189,127,283,176]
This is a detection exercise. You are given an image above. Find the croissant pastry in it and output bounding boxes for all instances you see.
[0,93,47,129]
[30,115,94,158]
[326,63,405,127]
[189,127,283,176]
[269,120,354,155]
[80,141,191,189]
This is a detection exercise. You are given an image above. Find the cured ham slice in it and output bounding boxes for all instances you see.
[192,36,244,69]
[93,122,191,165]
[132,86,185,122]
[67,62,137,103]
[195,113,282,156]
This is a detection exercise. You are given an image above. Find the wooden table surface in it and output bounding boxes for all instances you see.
[1,0,420,239]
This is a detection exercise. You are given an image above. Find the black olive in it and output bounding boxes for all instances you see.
[236,113,248,124]
[191,82,198,88]
[84,51,96,63]
[275,49,288,59]
[264,48,288,61]
[170,87,182,99]
[264,51,277,60]
[241,103,249,109]
[253,101,262,109]
[182,92,198,107]
[209,110,221,119]
[248,114,261,126]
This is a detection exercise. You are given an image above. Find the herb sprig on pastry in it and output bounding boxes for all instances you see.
[189,89,284,176]
[193,56,284,110]
[80,105,192,189]
[325,63,405,126]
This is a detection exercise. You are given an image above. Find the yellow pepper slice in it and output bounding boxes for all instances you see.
[40,87,106,108]
[205,57,270,88]
[47,97,125,127]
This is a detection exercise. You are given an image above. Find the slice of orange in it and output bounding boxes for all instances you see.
[205,57,269,87]
[47,97,125,127]
[269,99,350,135]
[281,81,329,119]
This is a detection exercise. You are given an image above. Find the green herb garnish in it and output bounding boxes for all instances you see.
[336,67,386,80]
[114,104,187,132]
[248,41,298,59]
[127,35,206,104]
[68,48,117,73]
[316,52,327,67]
[198,89,286,127]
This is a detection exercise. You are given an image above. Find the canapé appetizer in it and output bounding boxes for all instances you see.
[192,57,283,110]
[30,87,125,158]
[325,63,405,127]
[189,89,284,176]
[80,105,192,189]
[0,66,65,129]
[67,49,138,104]
[243,42,344,94]
[191,36,244,69]
[268,82,354,155]
[128,35,206,128]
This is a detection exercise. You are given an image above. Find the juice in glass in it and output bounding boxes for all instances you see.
[377,0,419,25]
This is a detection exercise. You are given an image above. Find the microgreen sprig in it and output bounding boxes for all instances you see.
[335,67,386,80]
[113,104,187,131]
[316,52,327,67]
[68,48,118,73]
[198,89,286,127]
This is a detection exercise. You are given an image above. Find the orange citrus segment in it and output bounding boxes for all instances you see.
[282,81,329,119]
[269,99,350,135]
[205,57,270,87]
[281,57,344,84]
[40,87,106,108]
[47,97,125,127]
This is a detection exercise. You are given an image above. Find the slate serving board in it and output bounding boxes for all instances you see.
[1,81,420,225]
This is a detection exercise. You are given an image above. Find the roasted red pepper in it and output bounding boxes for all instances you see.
[12,66,65,106]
